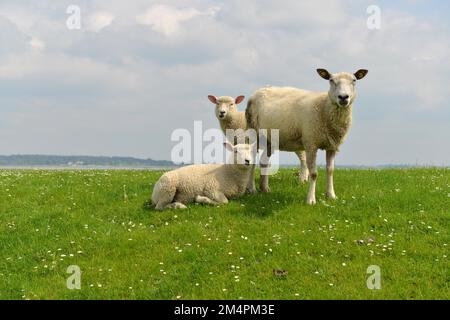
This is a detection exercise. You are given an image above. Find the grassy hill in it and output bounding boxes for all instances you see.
[0,168,448,299]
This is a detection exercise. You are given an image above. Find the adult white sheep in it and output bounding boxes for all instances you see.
[152,142,255,210]
[208,95,309,187]
[246,68,368,205]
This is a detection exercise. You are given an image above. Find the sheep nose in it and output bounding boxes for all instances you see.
[219,111,226,116]
[245,159,250,165]
[338,95,349,101]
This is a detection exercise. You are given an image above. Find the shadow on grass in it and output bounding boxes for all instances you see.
[142,200,154,211]
[236,187,308,218]
[231,171,310,218]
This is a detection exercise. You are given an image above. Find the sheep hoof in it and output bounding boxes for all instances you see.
[299,176,309,184]
[166,202,187,210]
[294,171,309,183]
[261,186,271,193]
[306,197,316,205]
[326,192,337,200]
[246,187,257,194]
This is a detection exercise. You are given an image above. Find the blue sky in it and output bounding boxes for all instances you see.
[0,0,449,166]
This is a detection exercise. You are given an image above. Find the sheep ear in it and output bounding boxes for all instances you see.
[235,95,245,104]
[208,95,218,104]
[317,69,331,80]
[223,142,234,152]
[354,69,368,80]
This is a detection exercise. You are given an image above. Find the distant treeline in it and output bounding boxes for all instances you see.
[0,155,175,167]
[0,155,441,168]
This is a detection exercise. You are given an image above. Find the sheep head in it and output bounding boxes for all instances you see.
[224,142,256,167]
[208,95,245,120]
[317,69,368,108]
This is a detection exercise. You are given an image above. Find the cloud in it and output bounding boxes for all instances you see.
[29,37,45,52]
[0,1,449,165]
[220,0,348,29]
[136,4,219,36]
[0,16,30,55]
[86,12,115,32]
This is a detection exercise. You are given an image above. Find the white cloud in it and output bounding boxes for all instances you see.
[0,1,449,165]
[29,37,45,52]
[86,12,115,32]
[136,4,218,36]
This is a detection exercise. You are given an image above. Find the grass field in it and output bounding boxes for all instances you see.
[0,168,448,300]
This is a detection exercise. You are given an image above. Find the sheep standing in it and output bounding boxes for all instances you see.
[208,95,309,189]
[208,95,247,134]
[152,142,255,210]
[246,69,368,204]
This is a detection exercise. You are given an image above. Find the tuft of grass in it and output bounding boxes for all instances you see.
[0,168,448,300]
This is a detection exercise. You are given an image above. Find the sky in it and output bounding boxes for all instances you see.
[0,0,449,166]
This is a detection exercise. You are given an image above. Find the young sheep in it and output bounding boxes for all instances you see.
[208,95,247,133]
[208,95,309,187]
[246,68,368,205]
[151,142,255,210]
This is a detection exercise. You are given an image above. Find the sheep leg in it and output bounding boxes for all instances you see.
[155,202,169,211]
[246,165,257,194]
[154,190,179,210]
[306,148,318,205]
[195,193,228,206]
[164,202,188,210]
[152,177,183,210]
[295,150,309,183]
[212,192,229,204]
[260,148,271,193]
[326,150,337,200]
[195,196,217,205]
[155,200,187,210]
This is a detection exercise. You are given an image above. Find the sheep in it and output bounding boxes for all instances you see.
[208,95,309,190]
[245,68,368,205]
[207,95,247,134]
[151,142,255,210]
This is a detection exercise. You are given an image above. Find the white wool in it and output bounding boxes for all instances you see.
[212,95,308,190]
[213,96,247,136]
[246,69,368,204]
[152,143,254,210]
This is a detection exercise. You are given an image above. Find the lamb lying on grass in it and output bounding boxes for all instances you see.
[152,142,255,210]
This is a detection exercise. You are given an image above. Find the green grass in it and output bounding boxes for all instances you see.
[0,168,448,300]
